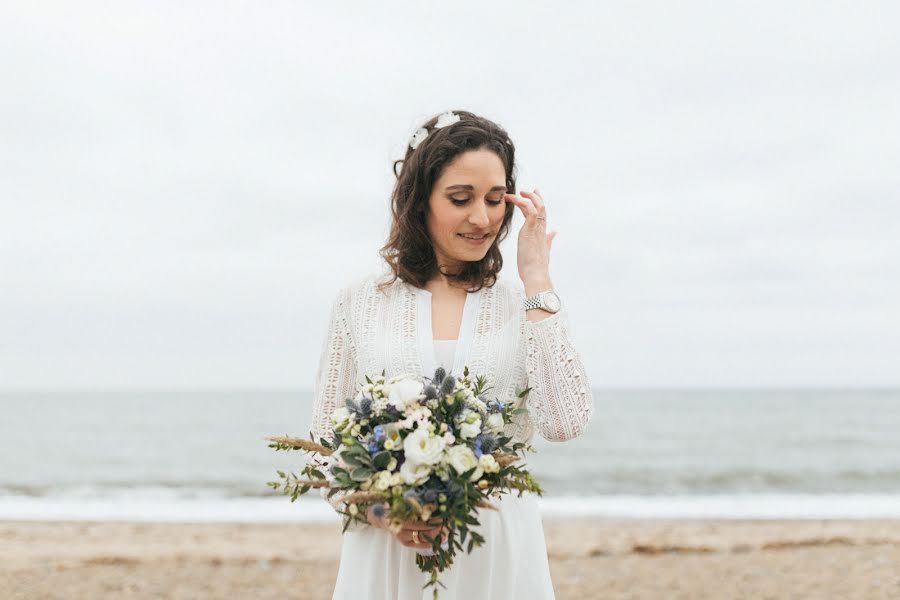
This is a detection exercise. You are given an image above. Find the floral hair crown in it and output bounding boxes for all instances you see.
[409,110,461,150]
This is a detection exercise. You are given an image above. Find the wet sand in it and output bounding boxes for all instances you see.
[3,518,900,599]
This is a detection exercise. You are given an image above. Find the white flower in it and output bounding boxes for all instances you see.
[410,127,428,149]
[446,445,483,481]
[400,459,431,486]
[486,413,505,433]
[402,427,446,466]
[459,418,482,440]
[409,111,460,150]
[330,406,351,426]
[383,422,402,443]
[479,453,500,474]
[373,470,392,491]
[406,406,432,421]
[434,110,461,128]
[387,378,424,411]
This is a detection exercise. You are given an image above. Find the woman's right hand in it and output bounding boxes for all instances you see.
[367,503,449,550]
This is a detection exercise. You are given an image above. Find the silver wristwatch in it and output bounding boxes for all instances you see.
[523,289,561,314]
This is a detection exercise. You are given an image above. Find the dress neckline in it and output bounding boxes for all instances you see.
[406,281,483,379]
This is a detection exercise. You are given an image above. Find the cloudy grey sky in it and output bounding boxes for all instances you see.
[1,1,898,389]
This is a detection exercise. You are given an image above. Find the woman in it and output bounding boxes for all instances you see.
[310,110,594,599]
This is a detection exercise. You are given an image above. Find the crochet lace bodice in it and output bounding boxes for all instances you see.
[309,272,595,510]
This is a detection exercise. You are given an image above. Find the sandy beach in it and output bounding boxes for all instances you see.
[3,518,899,599]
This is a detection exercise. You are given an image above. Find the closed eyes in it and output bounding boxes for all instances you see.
[450,197,503,205]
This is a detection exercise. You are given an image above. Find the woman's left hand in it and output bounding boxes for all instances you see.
[503,188,557,288]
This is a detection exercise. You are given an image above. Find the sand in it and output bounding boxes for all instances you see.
[3,518,900,599]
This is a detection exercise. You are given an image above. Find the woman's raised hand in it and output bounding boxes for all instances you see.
[503,188,556,287]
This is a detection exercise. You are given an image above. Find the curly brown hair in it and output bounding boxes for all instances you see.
[376,110,518,295]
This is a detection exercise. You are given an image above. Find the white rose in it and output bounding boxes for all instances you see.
[446,445,483,481]
[459,419,482,440]
[403,427,446,466]
[479,453,500,474]
[399,460,431,486]
[387,378,425,411]
[486,413,505,433]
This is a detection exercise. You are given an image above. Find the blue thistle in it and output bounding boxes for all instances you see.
[345,398,361,417]
[439,375,456,397]
[371,504,385,518]
[433,367,446,385]
[373,425,385,442]
[473,438,483,458]
[477,433,499,455]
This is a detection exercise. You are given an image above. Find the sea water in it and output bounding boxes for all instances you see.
[2,389,898,521]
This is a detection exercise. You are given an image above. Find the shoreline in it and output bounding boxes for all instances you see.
[4,518,900,599]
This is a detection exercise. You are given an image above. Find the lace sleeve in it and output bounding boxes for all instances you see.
[522,303,594,442]
[309,286,359,512]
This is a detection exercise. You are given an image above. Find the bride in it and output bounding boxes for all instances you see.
[310,109,594,599]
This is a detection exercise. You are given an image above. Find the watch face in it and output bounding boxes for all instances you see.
[544,291,561,312]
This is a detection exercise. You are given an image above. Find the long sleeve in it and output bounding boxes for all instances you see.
[309,285,359,512]
[522,302,594,442]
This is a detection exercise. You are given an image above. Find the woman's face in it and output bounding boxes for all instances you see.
[426,148,508,271]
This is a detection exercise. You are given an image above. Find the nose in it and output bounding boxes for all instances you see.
[468,200,490,228]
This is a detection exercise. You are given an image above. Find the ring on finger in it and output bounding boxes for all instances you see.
[411,531,419,543]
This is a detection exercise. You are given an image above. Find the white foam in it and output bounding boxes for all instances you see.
[4,493,900,522]
[535,493,900,519]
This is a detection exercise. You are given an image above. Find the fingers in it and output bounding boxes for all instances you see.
[396,525,449,549]
[520,189,545,216]
[504,190,545,227]
[504,192,538,222]
[388,516,449,548]
[397,530,437,549]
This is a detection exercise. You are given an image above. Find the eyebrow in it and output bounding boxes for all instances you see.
[444,185,508,192]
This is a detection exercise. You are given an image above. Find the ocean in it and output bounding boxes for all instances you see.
[2,389,899,522]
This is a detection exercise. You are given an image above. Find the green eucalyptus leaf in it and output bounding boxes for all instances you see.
[350,467,373,482]
[372,451,391,470]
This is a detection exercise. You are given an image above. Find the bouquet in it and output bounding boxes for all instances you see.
[265,365,543,598]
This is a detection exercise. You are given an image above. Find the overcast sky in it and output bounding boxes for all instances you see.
[1,1,898,389]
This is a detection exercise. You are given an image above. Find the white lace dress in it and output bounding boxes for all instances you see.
[310,272,594,600]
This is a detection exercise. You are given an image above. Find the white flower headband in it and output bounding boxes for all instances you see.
[409,110,461,150]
